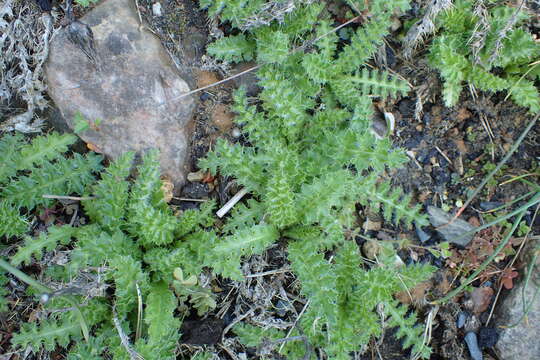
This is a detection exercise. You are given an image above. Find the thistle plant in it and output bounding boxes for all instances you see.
[199,0,435,358]
[428,0,540,113]
[0,133,217,359]
[1,0,441,358]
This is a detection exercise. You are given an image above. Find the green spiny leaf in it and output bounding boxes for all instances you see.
[11,316,82,352]
[11,225,76,266]
[144,281,180,356]
[0,200,28,238]
[207,34,256,63]
[83,152,134,233]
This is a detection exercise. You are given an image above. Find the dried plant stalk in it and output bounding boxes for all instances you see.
[402,0,453,59]
[0,0,58,132]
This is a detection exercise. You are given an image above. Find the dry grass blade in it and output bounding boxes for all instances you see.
[402,0,452,59]
[411,305,438,360]
[0,0,55,132]
[112,307,144,360]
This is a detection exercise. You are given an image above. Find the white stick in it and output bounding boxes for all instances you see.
[216,188,248,218]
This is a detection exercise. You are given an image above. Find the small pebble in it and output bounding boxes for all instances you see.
[524,212,533,226]
[371,114,387,139]
[362,241,380,260]
[464,332,483,360]
[415,225,431,243]
[385,46,396,67]
[384,112,395,133]
[457,311,468,329]
[187,170,205,182]
[40,293,50,304]
[231,127,242,138]
[479,201,504,211]
[182,182,210,199]
[152,2,162,17]
[363,218,381,231]
[478,327,498,348]
[428,206,476,247]
[390,17,402,32]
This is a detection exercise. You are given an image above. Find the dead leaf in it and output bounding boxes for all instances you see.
[471,286,494,314]
[435,270,453,295]
[456,107,472,121]
[202,172,215,184]
[500,268,519,290]
[161,176,174,203]
[452,139,468,154]
[86,142,102,153]
[468,216,480,227]
[396,281,432,305]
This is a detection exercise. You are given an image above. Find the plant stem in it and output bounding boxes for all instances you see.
[0,258,90,342]
[0,258,52,293]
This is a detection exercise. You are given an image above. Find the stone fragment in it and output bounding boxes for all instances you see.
[428,206,476,246]
[495,238,540,360]
[457,311,468,329]
[363,218,381,232]
[415,225,432,243]
[231,127,242,138]
[464,332,483,360]
[470,287,494,314]
[478,327,498,349]
[479,201,504,211]
[362,241,380,260]
[45,0,196,191]
[182,182,210,199]
[152,2,162,17]
[371,111,388,140]
[187,170,205,183]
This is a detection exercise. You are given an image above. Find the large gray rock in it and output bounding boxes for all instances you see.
[428,206,476,246]
[45,0,196,191]
[495,238,540,360]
